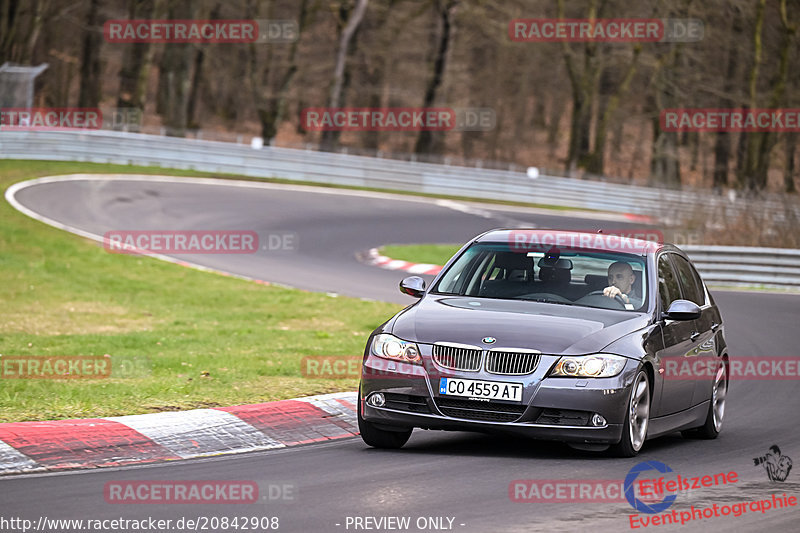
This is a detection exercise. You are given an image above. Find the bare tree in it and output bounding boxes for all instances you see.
[585,46,641,175]
[0,0,23,63]
[117,0,155,110]
[78,0,103,108]
[320,0,369,152]
[712,6,744,191]
[648,50,682,189]
[8,0,798,195]
[414,0,458,155]
[556,0,598,172]
[248,0,316,142]
[156,1,197,136]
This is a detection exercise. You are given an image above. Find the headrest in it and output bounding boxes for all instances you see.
[540,266,571,283]
[585,274,607,289]
[633,270,643,294]
[494,253,532,271]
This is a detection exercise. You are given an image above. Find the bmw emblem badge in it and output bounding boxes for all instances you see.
[483,337,496,344]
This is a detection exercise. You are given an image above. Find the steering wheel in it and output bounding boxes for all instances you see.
[586,290,628,308]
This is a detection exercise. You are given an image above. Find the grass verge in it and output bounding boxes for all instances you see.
[0,160,402,422]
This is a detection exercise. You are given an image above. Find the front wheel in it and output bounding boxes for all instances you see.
[610,370,650,457]
[358,406,412,449]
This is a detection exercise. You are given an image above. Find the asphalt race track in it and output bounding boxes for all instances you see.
[2,175,799,532]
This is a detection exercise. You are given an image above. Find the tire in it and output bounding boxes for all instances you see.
[610,370,650,458]
[682,359,727,440]
[358,407,412,449]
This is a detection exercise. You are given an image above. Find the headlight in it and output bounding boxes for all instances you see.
[371,334,422,364]
[550,354,627,378]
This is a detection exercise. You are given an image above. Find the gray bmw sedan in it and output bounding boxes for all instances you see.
[359,229,729,457]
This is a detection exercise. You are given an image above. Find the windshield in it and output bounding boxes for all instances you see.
[433,243,648,312]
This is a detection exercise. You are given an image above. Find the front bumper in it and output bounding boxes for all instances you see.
[359,351,639,444]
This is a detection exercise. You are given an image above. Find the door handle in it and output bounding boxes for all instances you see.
[711,322,720,331]
[690,331,700,341]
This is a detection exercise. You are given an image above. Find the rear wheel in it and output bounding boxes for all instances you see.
[682,359,727,439]
[610,370,650,458]
[358,407,412,449]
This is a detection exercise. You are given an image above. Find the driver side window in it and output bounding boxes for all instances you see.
[658,255,681,311]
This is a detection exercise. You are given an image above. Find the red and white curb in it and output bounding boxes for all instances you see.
[0,391,358,476]
[363,248,443,276]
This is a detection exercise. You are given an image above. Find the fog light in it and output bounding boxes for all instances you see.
[591,413,607,427]
[368,393,385,407]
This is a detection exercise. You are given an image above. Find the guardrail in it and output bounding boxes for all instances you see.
[682,245,800,289]
[3,129,797,222]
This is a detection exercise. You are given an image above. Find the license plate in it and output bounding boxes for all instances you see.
[439,377,523,402]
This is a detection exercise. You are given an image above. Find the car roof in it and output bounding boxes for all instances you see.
[474,229,665,256]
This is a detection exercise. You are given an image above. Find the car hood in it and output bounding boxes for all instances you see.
[390,295,650,356]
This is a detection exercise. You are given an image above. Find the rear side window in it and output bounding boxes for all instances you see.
[672,255,705,306]
[688,262,708,305]
[657,255,681,311]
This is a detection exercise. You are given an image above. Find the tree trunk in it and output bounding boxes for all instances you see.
[266,0,312,142]
[320,0,369,152]
[246,0,274,140]
[650,129,681,188]
[22,0,45,63]
[757,0,795,190]
[413,0,457,156]
[156,2,196,136]
[567,87,592,172]
[739,0,794,192]
[532,94,546,129]
[689,132,699,172]
[78,0,103,108]
[361,0,398,152]
[712,131,731,191]
[185,43,206,130]
[0,0,21,63]
[648,39,683,188]
[585,46,640,175]
[712,9,741,191]
[649,60,682,188]
[737,0,766,191]
[786,132,797,193]
[547,91,566,148]
[117,0,155,110]
[558,0,598,172]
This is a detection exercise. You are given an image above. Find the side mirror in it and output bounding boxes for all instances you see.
[664,299,701,321]
[399,276,426,298]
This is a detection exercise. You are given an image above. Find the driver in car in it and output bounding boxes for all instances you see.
[603,261,642,308]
